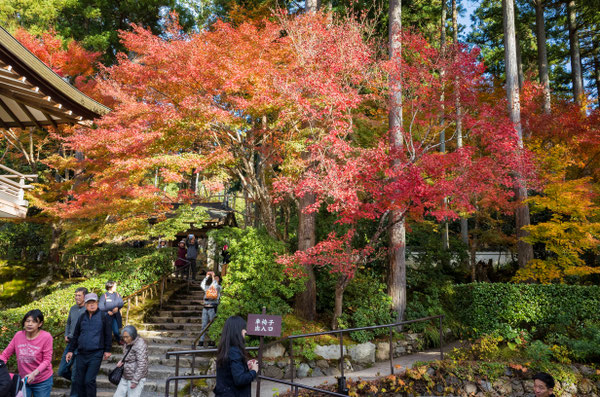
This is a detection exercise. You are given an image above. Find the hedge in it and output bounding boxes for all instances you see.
[448,283,600,338]
[0,249,174,350]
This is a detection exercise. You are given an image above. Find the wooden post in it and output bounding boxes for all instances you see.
[160,277,165,310]
[255,307,266,397]
[125,298,130,325]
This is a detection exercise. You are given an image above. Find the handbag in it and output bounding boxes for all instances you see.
[108,346,132,386]
[15,378,26,397]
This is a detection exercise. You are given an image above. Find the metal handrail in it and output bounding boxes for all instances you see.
[163,374,349,397]
[165,315,445,397]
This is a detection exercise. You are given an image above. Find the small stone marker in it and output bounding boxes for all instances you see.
[247,313,282,337]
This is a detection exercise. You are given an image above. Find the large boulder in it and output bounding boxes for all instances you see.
[297,363,311,378]
[349,342,376,364]
[263,365,284,379]
[314,344,346,360]
[263,343,286,359]
[376,342,390,361]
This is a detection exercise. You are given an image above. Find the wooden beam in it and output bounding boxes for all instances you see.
[1,91,80,122]
[0,80,45,100]
[16,102,44,130]
[0,97,25,128]
[41,111,59,129]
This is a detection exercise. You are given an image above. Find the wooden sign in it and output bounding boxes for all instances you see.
[247,314,282,337]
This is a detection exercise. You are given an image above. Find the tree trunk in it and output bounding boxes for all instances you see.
[470,217,478,282]
[535,0,551,113]
[294,192,317,321]
[516,32,525,91]
[452,0,469,246]
[332,273,351,329]
[306,0,319,12]
[389,0,407,323]
[49,221,62,272]
[593,37,600,106]
[503,0,534,268]
[567,0,584,104]
[440,0,449,252]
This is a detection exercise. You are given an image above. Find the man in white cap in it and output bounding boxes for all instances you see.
[66,292,112,397]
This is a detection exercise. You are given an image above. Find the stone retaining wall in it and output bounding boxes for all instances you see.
[260,332,426,379]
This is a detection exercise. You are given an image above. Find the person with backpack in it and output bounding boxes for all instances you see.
[200,271,222,347]
[0,359,11,396]
[99,281,125,344]
[66,293,112,397]
[0,309,54,397]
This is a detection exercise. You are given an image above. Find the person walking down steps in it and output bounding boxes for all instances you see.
[66,293,112,397]
[200,271,221,347]
[186,234,199,281]
[99,281,124,344]
[113,325,148,397]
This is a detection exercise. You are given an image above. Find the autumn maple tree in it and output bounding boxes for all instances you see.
[43,13,374,244]
[514,84,600,283]
[277,29,534,325]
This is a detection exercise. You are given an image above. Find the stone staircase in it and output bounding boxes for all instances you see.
[51,281,214,397]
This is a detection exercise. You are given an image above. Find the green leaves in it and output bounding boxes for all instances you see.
[149,205,209,240]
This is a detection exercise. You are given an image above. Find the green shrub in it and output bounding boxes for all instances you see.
[337,273,395,343]
[207,227,305,343]
[0,248,173,351]
[0,222,51,261]
[448,283,600,339]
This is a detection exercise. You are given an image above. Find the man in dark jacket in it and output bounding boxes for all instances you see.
[66,293,112,397]
[57,287,88,396]
[186,234,199,280]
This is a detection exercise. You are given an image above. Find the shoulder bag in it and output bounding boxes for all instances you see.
[108,346,132,386]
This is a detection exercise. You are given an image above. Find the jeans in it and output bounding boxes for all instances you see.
[58,347,79,396]
[113,378,146,397]
[111,318,121,343]
[200,307,216,342]
[26,375,53,397]
[75,350,104,397]
[186,259,197,280]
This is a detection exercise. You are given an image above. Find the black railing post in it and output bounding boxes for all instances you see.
[289,338,294,384]
[337,331,347,395]
[439,316,444,360]
[389,326,394,375]
[255,307,266,397]
[174,355,180,397]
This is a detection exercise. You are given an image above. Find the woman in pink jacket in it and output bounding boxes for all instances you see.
[0,309,53,397]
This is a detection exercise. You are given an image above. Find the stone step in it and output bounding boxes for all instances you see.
[167,299,206,305]
[138,330,199,342]
[160,304,202,310]
[158,310,204,317]
[139,322,204,331]
[148,316,203,324]
[108,352,211,368]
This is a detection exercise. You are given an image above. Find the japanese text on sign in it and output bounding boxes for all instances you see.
[246,314,282,337]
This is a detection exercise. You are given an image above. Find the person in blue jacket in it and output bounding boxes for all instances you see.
[214,316,259,397]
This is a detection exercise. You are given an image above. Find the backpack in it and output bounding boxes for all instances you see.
[0,360,11,397]
[205,285,218,300]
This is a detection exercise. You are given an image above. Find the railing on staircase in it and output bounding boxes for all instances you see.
[52,256,188,341]
[0,163,36,218]
[123,259,194,325]
[165,314,445,397]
